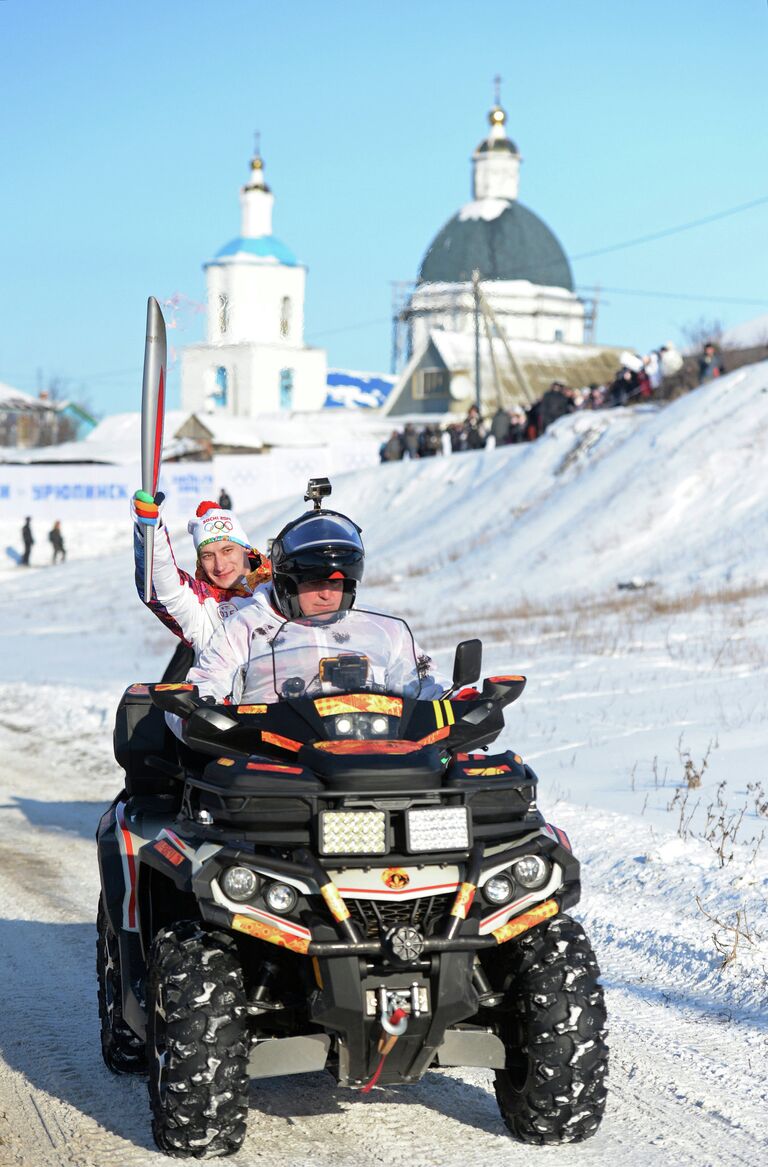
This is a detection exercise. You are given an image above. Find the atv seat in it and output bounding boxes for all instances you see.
[114,685,183,799]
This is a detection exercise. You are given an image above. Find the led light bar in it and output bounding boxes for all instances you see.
[406,807,470,852]
[319,810,388,856]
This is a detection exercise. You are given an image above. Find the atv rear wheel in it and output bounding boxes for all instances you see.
[492,913,608,1144]
[96,896,147,1074]
[146,921,249,1158]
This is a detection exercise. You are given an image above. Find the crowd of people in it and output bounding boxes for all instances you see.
[378,340,711,459]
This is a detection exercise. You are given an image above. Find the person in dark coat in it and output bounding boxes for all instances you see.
[698,342,723,383]
[608,368,639,408]
[490,406,511,446]
[463,405,487,450]
[418,424,441,457]
[537,382,574,431]
[508,410,526,444]
[380,430,404,462]
[402,423,420,460]
[20,517,33,566]
[49,520,65,564]
[218,487,233,510]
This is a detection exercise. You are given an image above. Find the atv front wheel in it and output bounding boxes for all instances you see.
[146,921,249,1158]
[492,913,608,1144]
[96,897,147,1074]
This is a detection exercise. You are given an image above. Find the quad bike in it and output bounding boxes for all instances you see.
[97,609,608,1157]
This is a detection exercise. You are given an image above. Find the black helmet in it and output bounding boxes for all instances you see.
[270,510,364,619]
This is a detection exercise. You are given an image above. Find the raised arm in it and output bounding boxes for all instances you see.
[134,503,210,650]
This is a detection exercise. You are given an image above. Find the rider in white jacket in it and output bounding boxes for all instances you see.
[133,496,271,662]
[183,504,449,711]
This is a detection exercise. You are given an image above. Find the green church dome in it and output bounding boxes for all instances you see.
[418,199,573,291]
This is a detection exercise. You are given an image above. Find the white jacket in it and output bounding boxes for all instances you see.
[134,522,268,659]
[185,587,449,705]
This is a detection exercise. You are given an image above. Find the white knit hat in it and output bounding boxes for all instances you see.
[187,500,252,553]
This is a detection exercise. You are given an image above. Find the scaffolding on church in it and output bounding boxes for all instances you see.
[391,277,602,408]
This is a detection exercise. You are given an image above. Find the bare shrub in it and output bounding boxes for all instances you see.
[695,897,757,970]
[677,736,717,789]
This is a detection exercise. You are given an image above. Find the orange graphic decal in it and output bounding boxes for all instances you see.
[487,675,525,683]
[320,883,351,922]
[155,683,195,691]
[382,867,410,890]
[464,765,511,776]
[492,898,558,945]
[246,762,304,774]
[217,757,235,766]
[127,683,150,695]
[231,914,310,954]
[154,839,184,867]
[314,694,403,717]
[261,731,302,752]
[449,881,476,919]
[418,726,450,746]
[237,704,267,714]
[313,739,421,755]
[513,754,522,764]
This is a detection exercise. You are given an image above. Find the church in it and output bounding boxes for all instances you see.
[384,95,619,416]
[181,144,328,416]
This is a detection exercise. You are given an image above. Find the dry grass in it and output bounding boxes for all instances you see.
[414,580,768,665]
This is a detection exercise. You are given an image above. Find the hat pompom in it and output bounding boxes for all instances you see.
[195,500,220,517]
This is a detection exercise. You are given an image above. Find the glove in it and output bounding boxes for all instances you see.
[131,490,165,529]
[454,687,480,700]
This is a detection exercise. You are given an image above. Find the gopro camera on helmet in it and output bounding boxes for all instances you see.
[304,478,332,511]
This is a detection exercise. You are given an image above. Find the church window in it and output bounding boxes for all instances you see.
[554,328,564,342]
[214,366,228,406]
[414,367,448,400]
[279,368,294,410]
[280,296,292,338]
[218,293,230,335]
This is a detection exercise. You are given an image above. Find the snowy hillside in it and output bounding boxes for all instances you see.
[0,364,767,1165]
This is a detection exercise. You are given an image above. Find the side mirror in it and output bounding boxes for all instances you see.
[452,639,483,689]
[481,674,527,706]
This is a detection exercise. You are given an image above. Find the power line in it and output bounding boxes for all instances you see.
[575,285,768,306]
[307,316,391,339]
[570,194,768,263]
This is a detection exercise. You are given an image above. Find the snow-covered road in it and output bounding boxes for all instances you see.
[2,376,768,1164]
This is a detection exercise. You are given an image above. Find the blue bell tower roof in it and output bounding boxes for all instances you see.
[208,235,298,267]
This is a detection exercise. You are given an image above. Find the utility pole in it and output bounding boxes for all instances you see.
[472,269,482,412]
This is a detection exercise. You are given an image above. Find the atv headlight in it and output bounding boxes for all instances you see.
[220,865,259,902]
[263,882,298,914]
[333,713,393,738]
[512,855,550,890]
[483,874,515,905]
[319,810,388,856]
[406,807,470,852]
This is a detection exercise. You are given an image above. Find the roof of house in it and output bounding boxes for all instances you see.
[384,330,625,414]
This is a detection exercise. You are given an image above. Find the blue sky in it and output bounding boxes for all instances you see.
[1,0,767,416]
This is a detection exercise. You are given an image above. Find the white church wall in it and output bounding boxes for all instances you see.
[205,262,307,347]
[410,280,585,350]
[181,341,327,415]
